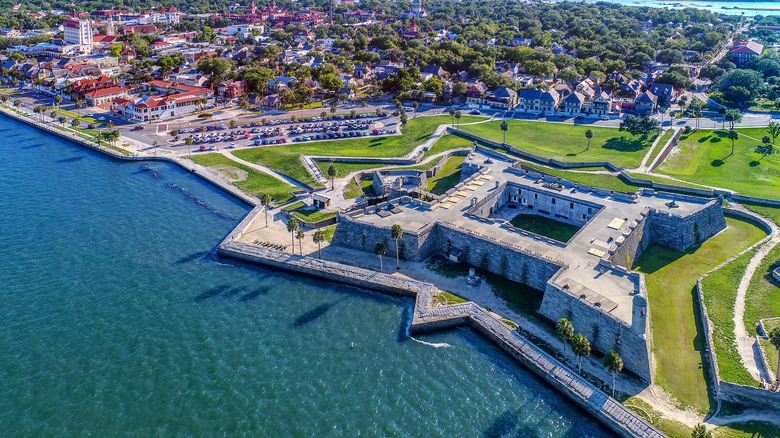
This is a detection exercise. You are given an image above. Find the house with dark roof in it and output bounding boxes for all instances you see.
[560,91,585,115]
[485,87,518,109]
[648,83,676,105]
[422,64,447,79]
[516,88,559,114]
[634,91,657,115]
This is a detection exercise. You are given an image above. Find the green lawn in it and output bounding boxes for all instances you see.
[232,116,485,187]
[189,153,298,204]
[54,108,102,125]
[459,120,658,168]
[701,247,761,387]
[315,161,385,178]
[732,205,780,340]
[435,290,469,305]
[359,179,376,197]
[427,155,465,194]
[321,224,337,243]
[646,129,675,167]
[343,178,361,199]
[283,201,306,211]
[714,421,780,438]
[423,133,475,157]
[657,128,780,200]
[634,216,767,411]
[292,207,337,223]
[0,87,23,96]
[508,213,581,242]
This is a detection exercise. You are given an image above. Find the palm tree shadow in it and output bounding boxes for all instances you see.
[749,160,760,167]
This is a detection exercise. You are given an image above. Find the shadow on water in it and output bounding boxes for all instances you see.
[396,303,414,342]
[293,298,346,327]
[55,156,84,163]
[168,182,239,221]
[221,287,243,298]
[240,287,268,301]
[20,144,41,149]
[483,409,520,438]
[176,251,211,264]
[194,285,231,301]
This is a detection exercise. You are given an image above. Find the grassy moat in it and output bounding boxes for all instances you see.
[508,213,581,243]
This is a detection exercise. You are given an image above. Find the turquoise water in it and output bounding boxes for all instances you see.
[0,116,613,437]
[557,0,780,15]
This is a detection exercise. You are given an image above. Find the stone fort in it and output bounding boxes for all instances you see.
[331,149,727,382]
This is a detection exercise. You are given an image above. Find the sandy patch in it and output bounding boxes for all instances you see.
[211,164,248,182]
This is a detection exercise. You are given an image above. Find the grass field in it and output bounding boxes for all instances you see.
[359,179,376,197]
[740,204,780,338]
[646,129,675,167]
[189,153,298,204]
[315,161,385,178]
[634,216,767,411]
[54,108,103,125]
[0,87,23,96]
[458,120,658,168]
[657,128,780,200]
[701,247,761,386]
[292,207,338,223]
[427,155,465,194]
[509,213,581,242]
[522,162,641,192]
[232,116,485,186]
[343,178,361,199]
[423,133,475,157]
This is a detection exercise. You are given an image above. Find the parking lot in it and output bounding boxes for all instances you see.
[170,112,393,152]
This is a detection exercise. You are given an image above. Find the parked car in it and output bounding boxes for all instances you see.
[133,125,145,130]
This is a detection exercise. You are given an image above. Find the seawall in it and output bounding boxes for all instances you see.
[0,106,258,207]
[217,224,666,438]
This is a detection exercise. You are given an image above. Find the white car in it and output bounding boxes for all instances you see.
[86,113,94,117]
[98,116,106,121]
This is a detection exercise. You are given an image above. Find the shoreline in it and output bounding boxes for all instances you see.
[0,107,665,438]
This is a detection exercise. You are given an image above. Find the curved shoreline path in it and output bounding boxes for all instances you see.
[732,207,780,382]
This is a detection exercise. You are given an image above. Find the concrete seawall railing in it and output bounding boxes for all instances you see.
[217,231,665,438]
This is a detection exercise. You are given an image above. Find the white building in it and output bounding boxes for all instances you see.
[62,13,93,54]
[226,24,264,37]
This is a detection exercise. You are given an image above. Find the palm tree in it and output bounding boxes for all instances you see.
[0,94,8,105]
[107,121,115,129]
[320,111,327,119]
[350,109,357,119]
[71,118,80,128]
[768,121,780,145]
[690,100,701,130]
[555,318,574,364]
[728,129,739,156]
[659,107,666,126]
[718,106,727,129]
[152,140,158,154]
[585,129,593,151]
[50,111,57,121]
[770,327,780,383]
[412,101,418,118]
[391,224,403,270]
[692,424,713,438]
[400,113,408,131]
[312,230,325,258]
[449,108,456,126]
[58,116,66,126]
[75,99,83,116]
[286,217,299,254]
[500,120,509,145]
[758,136,775,160]
[572,333,591,375]
[185,137,193,157]
[296,230,305,255]
[455,110,461,128]
[603,350,623,398]
[327,163,337,190]
[54,95,62,108]
[330,102,337,114]
[725,109,742,130]
[374,241,387,273]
